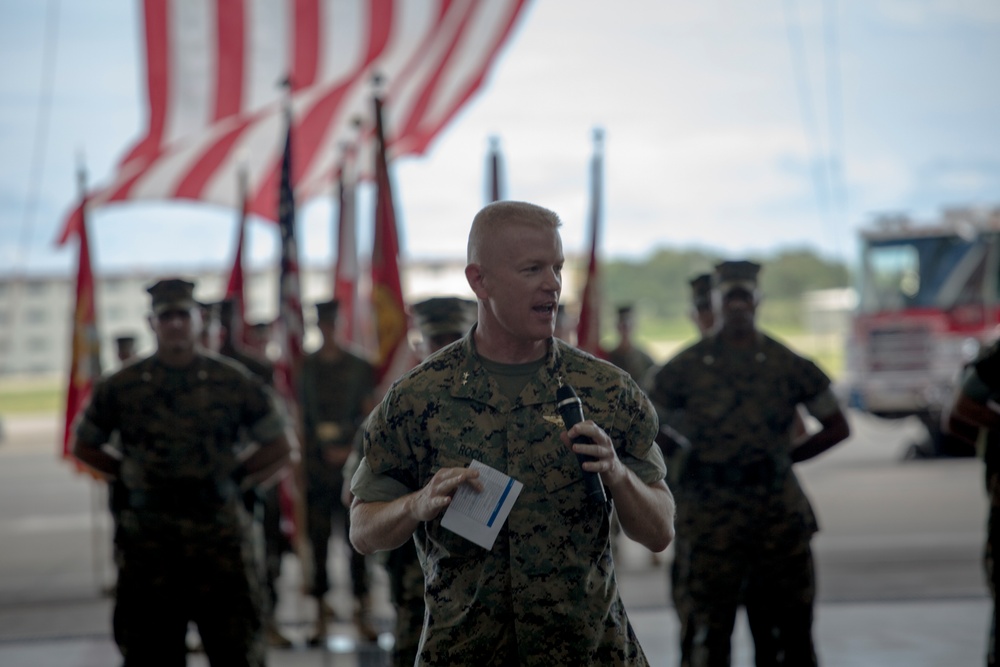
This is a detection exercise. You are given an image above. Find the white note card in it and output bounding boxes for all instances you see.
[440,459,522,550]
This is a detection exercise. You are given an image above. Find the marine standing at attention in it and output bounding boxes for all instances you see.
[72,278,292,666]
[645,260,849,667]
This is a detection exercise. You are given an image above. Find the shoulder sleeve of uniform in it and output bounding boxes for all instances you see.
[350,456,412,502]
[359,388,419,491]
[974,342,1000,393]
[802,386,842,420]
[781,342,831,401]
[245,383,287,444]
[73,376,114,448]
[617,378,666,484]
[644,343,699,412]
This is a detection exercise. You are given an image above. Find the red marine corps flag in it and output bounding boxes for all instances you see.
[370,93,410,394]
[60,166,102,464]
[576,129,606,357]
[333,140,363,348]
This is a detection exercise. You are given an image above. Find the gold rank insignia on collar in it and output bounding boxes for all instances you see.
[542,414,564,427]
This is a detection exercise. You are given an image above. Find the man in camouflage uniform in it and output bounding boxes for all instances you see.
[384,295,477,667]
[607,303,656,384]
[114,334,139,364]
[298,299,379,643]
[645,260,850,667]
[72,278,292,667]
[943,340,1000,666]
[350,200,675,666]
[688,273,716,337]
[217,298,294,649]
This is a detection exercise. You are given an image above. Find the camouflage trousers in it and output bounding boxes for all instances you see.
[306,475,368,600]
[386,539,425,667]
[113,516,266,666]
[672,534,817,667]
[985,472,1000,667]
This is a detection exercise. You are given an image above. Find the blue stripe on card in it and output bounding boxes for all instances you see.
[487,478,515,527]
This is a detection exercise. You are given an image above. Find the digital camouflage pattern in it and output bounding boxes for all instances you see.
[353,333,666,666]
[298,349,374,598]
[646,331,833,667]
[74,351,287,666]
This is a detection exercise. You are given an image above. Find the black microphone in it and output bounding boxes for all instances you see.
[556,384,607,504]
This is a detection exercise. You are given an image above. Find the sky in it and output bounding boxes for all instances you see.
[2,0,999,280]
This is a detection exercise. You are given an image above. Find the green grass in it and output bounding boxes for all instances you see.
[627,317,846,380]
[0,318,846,417]
[0,378,63,416]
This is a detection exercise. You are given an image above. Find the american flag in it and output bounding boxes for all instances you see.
[275,116,304,402]
[57,0,531,237]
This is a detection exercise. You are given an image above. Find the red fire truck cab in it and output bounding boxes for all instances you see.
[845,207,1000,457]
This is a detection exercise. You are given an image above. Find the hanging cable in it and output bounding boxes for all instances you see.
[822,0,849,259]
[781,0,838,251]
[17,0,62,275]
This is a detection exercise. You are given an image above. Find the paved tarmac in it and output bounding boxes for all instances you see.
[0,412,992,666]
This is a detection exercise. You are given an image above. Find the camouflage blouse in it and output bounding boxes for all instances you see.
[354,334,665,666]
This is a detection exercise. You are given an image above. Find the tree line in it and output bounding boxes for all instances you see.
[596,246,851,340]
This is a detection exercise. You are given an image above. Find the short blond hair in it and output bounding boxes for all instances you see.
[467,201,562,264]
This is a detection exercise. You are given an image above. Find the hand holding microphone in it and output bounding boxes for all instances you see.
[556,384,607,504]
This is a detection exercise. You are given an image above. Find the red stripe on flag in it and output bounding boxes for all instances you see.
[248,0,392,219]
[392,0,530,156]
[391,2,476,143]
[56,202,84,247]
[120,0,171,170]
[213,0,245,120]
[292,0,320,90]
[174,116,254,199]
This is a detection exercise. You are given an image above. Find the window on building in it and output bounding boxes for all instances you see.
[26,281,47,296]
[26,337,49,352]
[25,309,47,325]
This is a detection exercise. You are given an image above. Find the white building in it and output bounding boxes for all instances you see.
[0,258,582,378]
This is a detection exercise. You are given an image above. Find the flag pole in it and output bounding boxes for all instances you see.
[333,117,362,349]
[224,164,249,345]
[274,77,313,608]
[487,135,503,203]
[576,128,605,357]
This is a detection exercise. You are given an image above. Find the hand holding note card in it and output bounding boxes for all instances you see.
[440,460,522,550]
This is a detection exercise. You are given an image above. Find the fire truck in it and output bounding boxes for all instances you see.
[845,206,1000,458]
